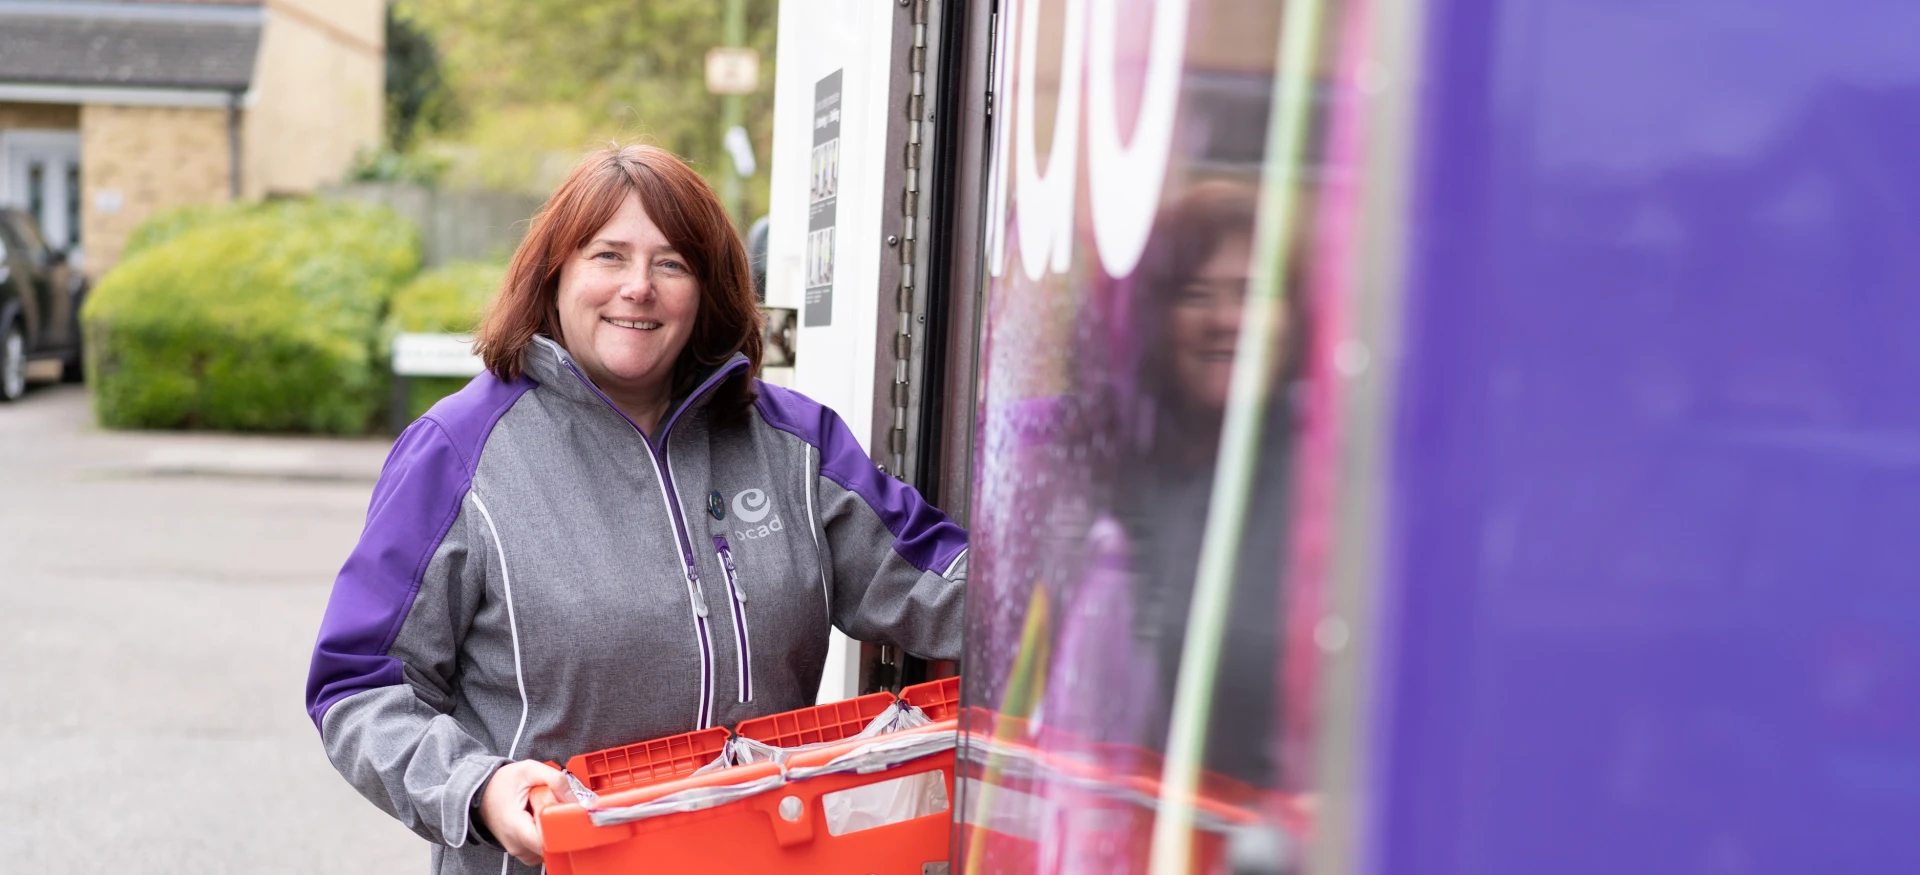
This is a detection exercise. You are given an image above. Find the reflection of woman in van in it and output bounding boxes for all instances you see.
[1044,182,1303,794]
[1126,182,1302,791]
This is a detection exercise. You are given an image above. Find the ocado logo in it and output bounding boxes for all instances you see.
[732,488,785,540]
[732,489,773,524]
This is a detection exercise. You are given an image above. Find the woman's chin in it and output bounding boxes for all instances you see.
[595,356,673,390]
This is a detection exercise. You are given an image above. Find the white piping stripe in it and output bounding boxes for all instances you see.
[468,493,530,756]
[655,449,715,729]
[716,545,753,703]
[942,548,969,579]
[719,550,744,699]
[467,492,528,875]
[736,591,753,702]
[805,444,829,621]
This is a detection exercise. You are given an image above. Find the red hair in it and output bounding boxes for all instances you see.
[475,144,763,424]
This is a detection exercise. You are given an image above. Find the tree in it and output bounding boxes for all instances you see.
[384,5,460,154]
[398,0,778,218]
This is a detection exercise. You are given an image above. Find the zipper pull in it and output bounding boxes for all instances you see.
[686,564,710,618]
[716,539,746,603]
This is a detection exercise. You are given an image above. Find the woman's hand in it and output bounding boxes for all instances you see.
[479,760,570,866]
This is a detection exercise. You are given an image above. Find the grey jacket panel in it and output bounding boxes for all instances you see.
[818,477,967,661]
[319,456,505,853]
[322,686,504,851]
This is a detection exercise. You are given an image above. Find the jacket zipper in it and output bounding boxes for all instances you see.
[712,536,754,703]
[562,356,747,729]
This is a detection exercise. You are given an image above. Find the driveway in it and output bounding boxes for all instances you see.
[0,384,424,873]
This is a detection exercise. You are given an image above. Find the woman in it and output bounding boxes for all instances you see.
[304,145,968,873]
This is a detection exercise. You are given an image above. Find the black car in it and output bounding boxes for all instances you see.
[0,208,87,401]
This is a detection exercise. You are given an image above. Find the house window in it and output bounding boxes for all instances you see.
[27,160,43,224]
[65,161,80,247]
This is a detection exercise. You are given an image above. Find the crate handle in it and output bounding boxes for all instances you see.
[786,730,956,781]
[582,772,790,828]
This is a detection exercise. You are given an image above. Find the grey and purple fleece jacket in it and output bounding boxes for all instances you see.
[304,335,967,875]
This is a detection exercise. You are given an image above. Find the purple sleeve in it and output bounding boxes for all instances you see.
[304,418,473,729]
[754,382,968,573]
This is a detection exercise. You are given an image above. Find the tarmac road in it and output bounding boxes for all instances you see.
[0,383,424,873]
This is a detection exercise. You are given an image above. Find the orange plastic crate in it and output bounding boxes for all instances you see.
[950,723,1275,875]
[564,726,731,794]
[537,720,959,875]
[734,690,898,748]
[901,676,961,721]
[535,759,785,875]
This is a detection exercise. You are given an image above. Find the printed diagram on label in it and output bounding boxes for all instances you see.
[810,137,839,202]
[806,228,835,289]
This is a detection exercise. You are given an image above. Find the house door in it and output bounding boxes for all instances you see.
[0,130,82,269]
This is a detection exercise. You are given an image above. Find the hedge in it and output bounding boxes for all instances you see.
[387,260,504,421]
[120,201,259,259]
[82,201,421,433]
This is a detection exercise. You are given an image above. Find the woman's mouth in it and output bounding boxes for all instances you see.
[604,317,662,330]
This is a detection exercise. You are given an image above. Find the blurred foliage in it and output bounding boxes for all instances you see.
[396,0,777,217]
[82,202,422,434]
[389,260,504,334]
[388,260,505,420]
[417,105,596,195]
[347,145,452,186]
[386,4,462,153]
[122,202,260,259]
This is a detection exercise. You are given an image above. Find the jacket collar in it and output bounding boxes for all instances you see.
[525,334,750,439]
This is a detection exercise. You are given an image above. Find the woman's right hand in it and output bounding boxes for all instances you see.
[479,760,570,866]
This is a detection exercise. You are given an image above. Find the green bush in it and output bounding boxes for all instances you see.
[387,260,503,420]
[121,201,262,259]
[389,260,502,333]
[83,200,421,433]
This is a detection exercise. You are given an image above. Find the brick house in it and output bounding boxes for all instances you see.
[0,0,385,278]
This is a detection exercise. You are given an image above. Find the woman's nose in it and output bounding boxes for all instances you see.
[1209,298,1245,334]
[615,272,653,301]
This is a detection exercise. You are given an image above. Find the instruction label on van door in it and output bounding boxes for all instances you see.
[804,69,842,327]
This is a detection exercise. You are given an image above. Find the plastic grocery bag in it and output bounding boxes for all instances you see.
[791,729,957,835]
[728,699,934,765]
[579,772,791,828]
[821,769,950,835]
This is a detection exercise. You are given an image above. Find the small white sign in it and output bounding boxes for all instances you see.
[724,125,757,177]
[705,47,760,95]
[92,189,124,214]
[392,333,484,377]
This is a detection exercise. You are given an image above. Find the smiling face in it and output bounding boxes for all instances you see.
[555,192,700,419]
[1169,233,1268,413]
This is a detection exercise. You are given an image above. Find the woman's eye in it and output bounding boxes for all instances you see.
[658,259,686,272]
[592,251,620,262]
